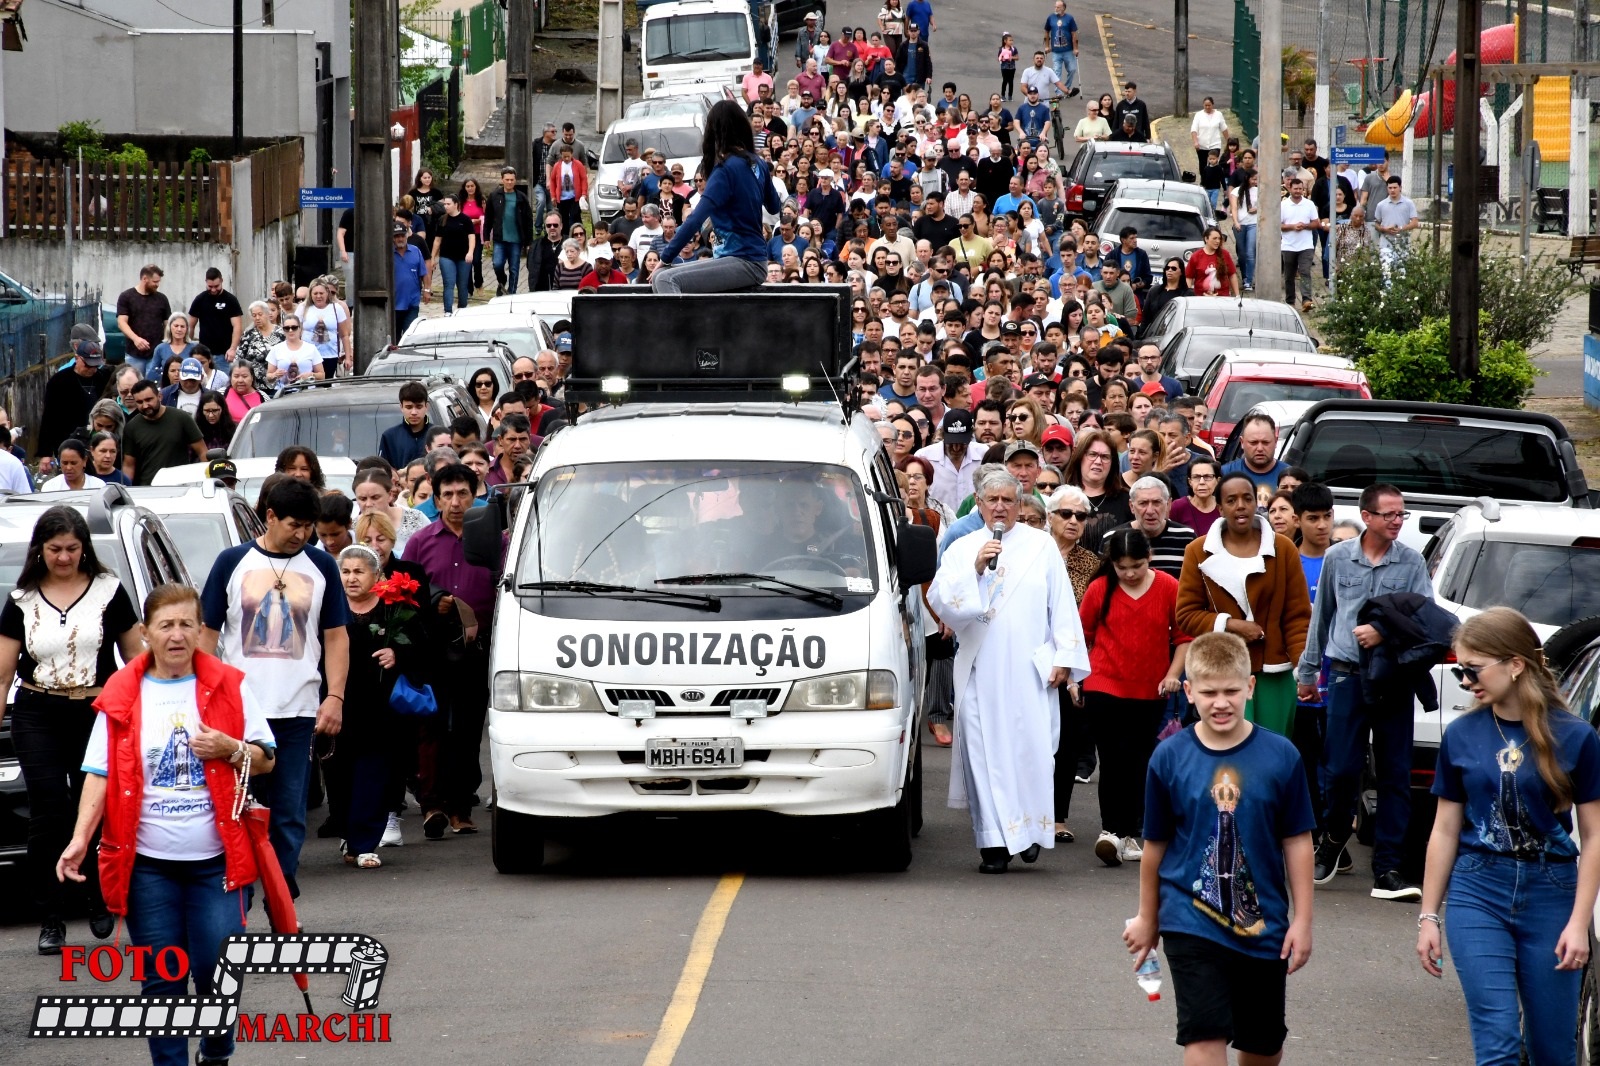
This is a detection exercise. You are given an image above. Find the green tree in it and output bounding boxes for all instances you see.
[1356,315,1541,409]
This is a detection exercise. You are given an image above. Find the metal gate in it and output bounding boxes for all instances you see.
[415,68,462,175]
[1232,0,1261,142]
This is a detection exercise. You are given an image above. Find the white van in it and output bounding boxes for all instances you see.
[640,0,758,99]
[467,288,936,873]
[588,111,706,221]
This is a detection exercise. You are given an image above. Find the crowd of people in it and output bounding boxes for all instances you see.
[0,4,1588,1065]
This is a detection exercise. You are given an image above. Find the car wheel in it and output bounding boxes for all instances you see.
[491,794,548,874]
[856,777,915,873]
[1547,615,1600,674]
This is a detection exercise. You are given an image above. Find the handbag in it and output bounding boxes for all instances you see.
[389,672,438,717]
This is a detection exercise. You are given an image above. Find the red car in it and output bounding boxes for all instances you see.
[1196,350,1372,449]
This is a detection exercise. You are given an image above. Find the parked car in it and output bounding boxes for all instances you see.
[588,111,706,221]
[1279,399,1593,550]
[122,482,266,584]
[488,291,573,338]
[153,456,360,503]
[398,310,553,364]
[1141,296,1312,350]
[1089,195,1209,278]
[1158,326,1317,392]
[365,339,516,392]
[0,485,191,866]
[1060,141,1183,222]
[227,378,481,462]
[1102,177,1216,227]
[1195,350,1370,450]
[623,86,731,120]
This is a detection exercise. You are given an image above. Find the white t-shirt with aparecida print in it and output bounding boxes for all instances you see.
[82,675,274,860]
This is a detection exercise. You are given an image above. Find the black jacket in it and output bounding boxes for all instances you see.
[1357,591,1459,712]
[893,39,933,88]
[484,188,535,246]
[1112,98,1152,141]
[37,364,112,458]
[525,235,562,291]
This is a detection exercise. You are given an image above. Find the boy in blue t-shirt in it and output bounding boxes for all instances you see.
[1124,631,1316,1063]
[1291,481,1336,842]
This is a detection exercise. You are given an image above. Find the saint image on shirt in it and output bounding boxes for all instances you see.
[241,568,314,659]
[1481,741,1542,857]
[149,713,206,792]
[1195,261,1224,296]
[1192,768,1266,937]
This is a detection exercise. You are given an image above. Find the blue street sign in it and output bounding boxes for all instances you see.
[1330,145,1388,166]
[299,187,356,209]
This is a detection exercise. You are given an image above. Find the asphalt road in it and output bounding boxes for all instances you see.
[0,4,1494,1062]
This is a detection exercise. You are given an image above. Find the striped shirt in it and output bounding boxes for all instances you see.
[1105,520,1196,578]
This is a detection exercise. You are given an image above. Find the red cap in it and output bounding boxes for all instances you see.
[1139,379,1167,397]
[1041,424,1074,447]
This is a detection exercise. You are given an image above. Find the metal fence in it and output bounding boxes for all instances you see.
[0,288,101,382]
[5,159,229,242]
[405,0,504,80]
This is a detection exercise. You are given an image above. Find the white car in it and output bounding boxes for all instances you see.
[399,310,553,363]
[488,291,573,338]
[1090,196,1209,270]
[1415,499,1600,760]
[588,112,705,222]
[152,456,360,503]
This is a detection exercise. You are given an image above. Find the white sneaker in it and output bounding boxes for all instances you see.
[1094,831,1123,867]
[379,813,403,847]
[1119,838,1145,863]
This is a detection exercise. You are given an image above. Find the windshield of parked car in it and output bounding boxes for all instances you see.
[233,403,392,459]
[1457,540,1600,628]
[1181,305,1308,335]
[402,326,545,361]
[368,355,500,383]
[1100,208,1205,243]
[1214,382,1362,426]
[1087,153,1178,182]
[602,128,705,164]
[517,462,876,614]
[1296,420,1569,503]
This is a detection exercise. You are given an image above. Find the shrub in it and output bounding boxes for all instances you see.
[1357,315,1541,409]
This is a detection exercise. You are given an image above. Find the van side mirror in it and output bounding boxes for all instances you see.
[896,523,937,589]
[463,494,509,570]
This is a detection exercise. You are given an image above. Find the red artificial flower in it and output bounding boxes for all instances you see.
[372,572,420,607]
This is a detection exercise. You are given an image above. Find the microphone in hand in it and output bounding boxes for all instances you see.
[988,522,1004,571]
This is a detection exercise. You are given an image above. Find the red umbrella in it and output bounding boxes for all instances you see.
[243,804,314,1014]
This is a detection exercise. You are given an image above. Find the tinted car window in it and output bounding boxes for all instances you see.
[1295,420,1568,502]
[368,356,497,382]
[1456,540,1600,628]
[158,514,233,584]
[1086,153,1178,182]
[602,128,704,163]
[1183,305,1307,334]
[1214,382,1362,425]
[1101,208,1205,242]
[235,403,392,459]
[1560,644,1600,728]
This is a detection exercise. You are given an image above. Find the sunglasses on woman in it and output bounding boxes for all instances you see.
[1451,657,1510,685]
[1017,514,1045,527]
[474,379,495,389]
[1053,508,1090,521]
[1035,479,1061,491]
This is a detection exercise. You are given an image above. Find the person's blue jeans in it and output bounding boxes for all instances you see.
[393,307,419,341]
[492,241,523,293]
[439,257,470,313]
[1445,852,1583,1065]
[124,349,150,379]
[651,255,768,294]
[1236,224,1258,288]
[1322,666,1412,876]
[249,716,315,899]
[1051,49,1078,92]
[126,854,249,1066]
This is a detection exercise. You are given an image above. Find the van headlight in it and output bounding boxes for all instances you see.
[493,671,604,712]
[782,670,897,710]
[598,184,620,199]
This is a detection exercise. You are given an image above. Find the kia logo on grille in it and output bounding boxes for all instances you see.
[680,690,705,702]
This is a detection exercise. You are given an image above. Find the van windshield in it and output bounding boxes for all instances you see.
[519,461,877,599]
[1296,419,1568,502]
[645,12,751,65]
[234,404,390,459]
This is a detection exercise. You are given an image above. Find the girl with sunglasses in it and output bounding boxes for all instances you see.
[1417,607,1600,1066]
[468,367,500,421]
[1139,257,1191,338]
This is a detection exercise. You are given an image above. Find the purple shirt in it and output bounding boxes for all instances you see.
[402,520,496,636]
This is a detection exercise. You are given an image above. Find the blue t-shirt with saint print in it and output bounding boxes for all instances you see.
[1433,707,1600,859]
[1144,724,1316,959]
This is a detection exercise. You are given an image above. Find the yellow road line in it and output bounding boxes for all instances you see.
[1095,13,1121,95]
[642,874,746,1066]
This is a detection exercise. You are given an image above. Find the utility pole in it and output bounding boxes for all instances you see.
[1449,0,1483,379]
[232,0,244,158]
[1314,0,1331,153]
[1575,0,1592,237]
[1257,0,1284,301]
[506,0,532,177]
[354,0,394,371]
[1174,0,1189,116]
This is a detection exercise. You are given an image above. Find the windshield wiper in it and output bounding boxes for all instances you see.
[517,580,721,611]
[671,46,737,59]
[657,572,845,610]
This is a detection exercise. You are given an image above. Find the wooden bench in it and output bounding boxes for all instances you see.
[1560,235,1600,278]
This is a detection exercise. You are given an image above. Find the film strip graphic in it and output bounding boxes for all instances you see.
[30,933,388,1039]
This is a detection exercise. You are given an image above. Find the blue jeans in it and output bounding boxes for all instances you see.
[1322,666,1412,875]
[651,255,768,294]
[492,241,523,293]
[1446,852,1582,1065]
[1051,49,1078,92]
[249,716,315,899]
[1236,224,1258,287]
[126,854,248,1066]
[439,257,470,313]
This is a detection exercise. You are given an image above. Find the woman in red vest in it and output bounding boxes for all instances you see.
[58,584,276,1066]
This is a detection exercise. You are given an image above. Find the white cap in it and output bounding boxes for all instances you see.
[817,168,835,180]
[805,10,819,19]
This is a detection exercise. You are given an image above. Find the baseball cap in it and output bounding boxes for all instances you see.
[1041,424,1074,448]
[1000,321,1022,335]
[180,357,204,381]
[392,222,409,237]
[1004,440,1040,462]
[1022,372,1057,392]
[206,458,238,482]
[74,339,105,366]
[555,334,573,353]
[816,168,835,180]
[70,322,99,344]
[940,408,973,443]
[587,239,613,264]
[1139,379,1167,397]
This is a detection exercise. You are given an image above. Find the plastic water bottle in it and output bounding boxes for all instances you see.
[1135,955,1163,1002]
[1124,919,1162,1001]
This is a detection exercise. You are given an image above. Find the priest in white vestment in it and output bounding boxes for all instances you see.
[928,468,1092,874]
